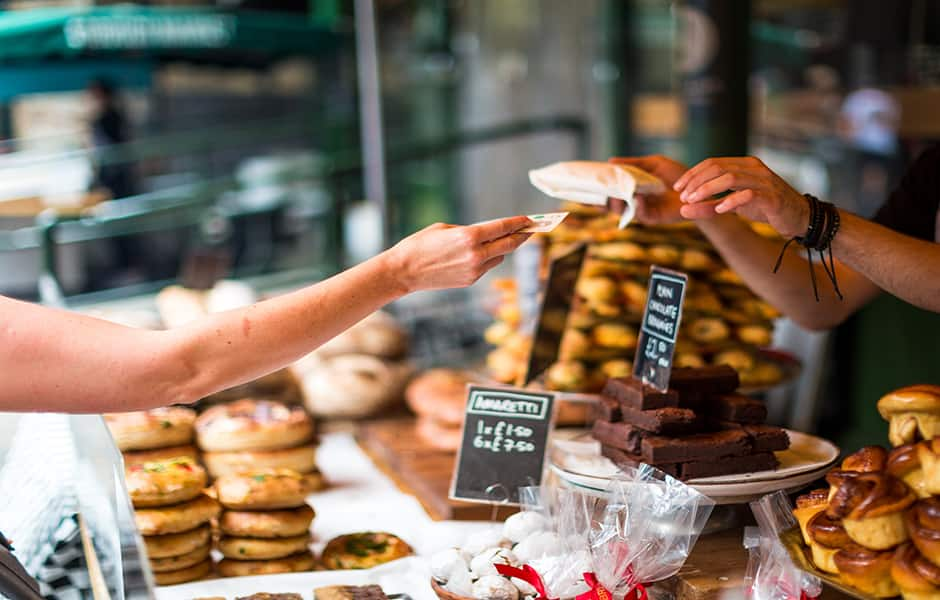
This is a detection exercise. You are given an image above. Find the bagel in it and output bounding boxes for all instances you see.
[104,407,196,452]
[405,369,473,428]
[300,354,412,419]
[143,524,211,559]
[151,558,212,585]
[203,444,318,479]
[320,532,413,570]
[125,457,207,508]
[195,399,313,452]
[149,543,211,573]
[219,506,315,538]
[216,552,315,577]
[123,445,198,467]
[218,534,310,560]
[135,494,220,536]
[214,469,324,510]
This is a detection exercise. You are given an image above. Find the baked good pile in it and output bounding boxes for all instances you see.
[792,384,940,598]
[485,203,785,392]
[592,365,791,480]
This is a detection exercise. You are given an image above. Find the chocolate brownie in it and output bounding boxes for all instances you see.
[603,377,679,410]
[705,394,767,424]
[640,429,752,463]
[596,395,621,422]
[669,365,739,395]
[600,445,679,478]
[592,420,644,454]
[618,405,701,435]
[679,452,779,480]
[744,425,790,452]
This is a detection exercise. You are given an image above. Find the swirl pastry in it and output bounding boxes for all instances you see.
[907,498,940,568]
[888,443,930,498]
[877,385,940,447]
[833,545,899,598]
[793,489,829,546]
[916,437,940,496]
[827,472,915,550]
[841,445,889,473]
[892,543,940,600]
[806,511,852,574]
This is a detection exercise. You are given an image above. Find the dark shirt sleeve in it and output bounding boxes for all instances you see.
[873,145,940,242]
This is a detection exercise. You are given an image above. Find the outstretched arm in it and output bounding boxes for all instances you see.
[0,217,531,413]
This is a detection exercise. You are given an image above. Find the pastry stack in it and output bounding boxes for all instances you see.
[792,384,940,598]
[195,398,323,480]
[485,202,785,392]
[126,457,220,585]
[213,469,321,577]
[592,365,791,480]
[104,407,199,466]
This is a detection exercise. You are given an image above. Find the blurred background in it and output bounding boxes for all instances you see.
[0,0,938,445]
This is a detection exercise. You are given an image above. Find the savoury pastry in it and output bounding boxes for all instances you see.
[104,407,196,452]
[591,323,637,350]
[135,494,221,536]
[620,280,648,310]
[123,445,199,467]
[712,349,755,373]
[679,248,715,272]
[483,321,515,346]
[575,277,619,304]
[196,399,314,452]
[149,543,211,573]
[300,354,413,419]
[558,328,592,360]
[687,318,731,344]
[486,348,524,384]
[219,534,310,560]
[143,524,211,559]
[217,552,315,577]
[214,469,324,510]
[736,324,773,347]
[219,505,315,539]
[320,532,413,570]
[125,457,207,508]
[599,359,633,379]
[203,444,319,479]
[152,558,212,585]
[589,242,647,262]
[673,353,706,369]
[544,361,587,392]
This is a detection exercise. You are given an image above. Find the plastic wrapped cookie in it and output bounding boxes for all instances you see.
[502,511,550,544]
[472,575,519,600]
[470,547,519,579]
[429,547,470,584]
[513,531,563,564]
[464,528,511,556]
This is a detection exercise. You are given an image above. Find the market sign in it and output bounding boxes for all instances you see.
[64,14,235,50]
[633,266,688,392]
[450,386,555,505]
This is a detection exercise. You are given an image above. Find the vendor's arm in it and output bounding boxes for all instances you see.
[0,217,531,414]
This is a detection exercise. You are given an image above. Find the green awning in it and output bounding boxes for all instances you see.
[0,6,344,62]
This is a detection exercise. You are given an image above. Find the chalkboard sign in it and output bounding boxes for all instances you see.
[633,266,689,392]
[450,386,555,505]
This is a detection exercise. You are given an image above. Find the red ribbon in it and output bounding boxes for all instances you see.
[576,572,648,600]
[494,563,557,600]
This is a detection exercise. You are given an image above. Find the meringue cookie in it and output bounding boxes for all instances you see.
[445,563,474,597]
[472,575,520,600]
[465,528,511,555]
[511,576,538,597]
[429,547,469,583]
[470,547,519,579]
[503,511,550,544]
[513,531,563,563]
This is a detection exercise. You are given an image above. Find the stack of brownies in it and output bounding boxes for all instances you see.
[592,365,791,480]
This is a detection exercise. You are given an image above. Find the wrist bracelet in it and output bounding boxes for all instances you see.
[773,194,843,301]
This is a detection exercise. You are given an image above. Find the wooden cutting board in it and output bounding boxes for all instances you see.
[356,418,518,521]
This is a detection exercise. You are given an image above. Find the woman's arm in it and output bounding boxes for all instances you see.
[0,217,531,413]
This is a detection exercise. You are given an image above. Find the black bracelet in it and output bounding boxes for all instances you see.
[773,194,843,302]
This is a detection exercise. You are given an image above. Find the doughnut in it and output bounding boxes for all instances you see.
[219,506,315,539]
[195,399,313,452]
[143,524,211,559]
[214,469,325,510]
[104,407,196,452]
[405,369,472,428]
[216,552,315,577]
[687,317,731,344]
[647,244,680,266]
[219,534,310,560]
[320,532,413,570]
[203,444,319,479]
[135,494,220,536]
[415,417,463,452]
[591,323,638,349]
[125,457,207,508]
[149,543,211,573]
[123,445,199,467]
[151,558,212,585]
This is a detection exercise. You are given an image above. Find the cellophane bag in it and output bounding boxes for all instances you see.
[747,492,821,600]
[590,463,716,597]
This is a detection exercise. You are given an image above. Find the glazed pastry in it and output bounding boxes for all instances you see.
[214,469,324,510]
[104,407,196,452]
[647,244,680,266]
[712,349,755,373]
[687,318,731,344]
[806,511,852,574]
[684,291,723,314]
[545,361,587,392]
[736,324,773,347]
[218,534,310,560]
[673,353,706,369]
[599,359,633,379]
[891,543,940,600]
[833,545,899,598]
[841,445,889,472]
[203,444,319,479]
[711,268,745,286]
[559,328,592,360]
[620,280,648,309]
[741,361,784,387]
[196,399,314,452]
[679,248,715,272]
[888,443,930,498]
[487,348,524,384]
[827,472,915,550]
[591,323,638,349]
[134,494,221,536]
[590,242,647,262]
[151,558,212,585]
[483,321,515,346]
[217,552,315,577]
[576,277,619,304]
[793,489,829,546]
[143,524,211,559]
[916,437,940,495]
[320,532,413,570]
[877,385,940,447]
[219,505,315,539]
[149,543,211,573]
[907,498,940,567]
[124,457,207,508]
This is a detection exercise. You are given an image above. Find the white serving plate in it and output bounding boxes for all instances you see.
[550,429,839,505]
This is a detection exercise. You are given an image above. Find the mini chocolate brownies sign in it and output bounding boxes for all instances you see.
[450,386,555,505]
[633,266,689,392]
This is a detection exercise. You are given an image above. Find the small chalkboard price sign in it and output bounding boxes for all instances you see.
[450,386,555,505]
[633,266,689,392]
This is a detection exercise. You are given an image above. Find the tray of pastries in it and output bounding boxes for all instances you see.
[785,384,940,599]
